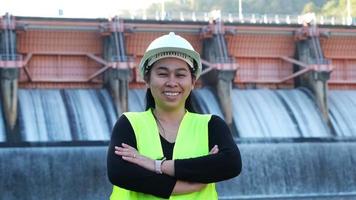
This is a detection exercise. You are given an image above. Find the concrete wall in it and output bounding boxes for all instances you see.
[1,141,356,200]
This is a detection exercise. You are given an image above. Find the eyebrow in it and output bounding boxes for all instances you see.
[155,66,169,71]
[155,66,189,72]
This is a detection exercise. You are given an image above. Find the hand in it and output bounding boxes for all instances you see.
[160,145,219,177]
[115,143,155,172]
[209,145,219,154]
[172,180,207,195]
[189,182,207,191]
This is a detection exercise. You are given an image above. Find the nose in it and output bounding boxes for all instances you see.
[165,75,178,87]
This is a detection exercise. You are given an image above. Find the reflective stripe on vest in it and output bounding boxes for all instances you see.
[110,109,218,200]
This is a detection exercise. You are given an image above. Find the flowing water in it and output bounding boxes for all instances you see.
[128,89,146,112]
[217,141,356,200]
[231,88,330,137]
[0,96,5,142]
[328,90,356,137]
[18,89,116,142]
[2,87,356,200]
[193,88,225,119]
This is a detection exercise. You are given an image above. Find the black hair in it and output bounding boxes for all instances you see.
[145,88,196,112]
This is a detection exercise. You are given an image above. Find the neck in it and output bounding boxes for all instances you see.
[152,106,186,143]
[153,106,186,123]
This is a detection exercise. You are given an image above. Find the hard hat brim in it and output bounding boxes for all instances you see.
[139,47,202,79]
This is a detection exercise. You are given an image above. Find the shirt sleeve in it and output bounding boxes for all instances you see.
[174,115,242,183]
[107,115,176,199]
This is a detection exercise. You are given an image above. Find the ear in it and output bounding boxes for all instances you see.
[144,74,150,86]
[191,77,196,90]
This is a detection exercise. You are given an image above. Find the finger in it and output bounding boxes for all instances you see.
[116,147,133,153]
[209,145,217,152]
[115,146,126,151]
[209,145,219,154]
[209,149,216,154]
[122,156,140,164]
[213,145,219,153]
[115,148,130,155]
[115,150,136,158]
[115,146,138,156]
[115,150,127,156]
[122,143,137,150]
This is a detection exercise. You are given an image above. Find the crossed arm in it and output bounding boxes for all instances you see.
[107,115,241,198]
[115,143,219,195]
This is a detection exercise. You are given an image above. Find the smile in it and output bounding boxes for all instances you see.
[163,92,180,96]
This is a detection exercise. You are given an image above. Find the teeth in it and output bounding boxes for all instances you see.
[164,92,179,96]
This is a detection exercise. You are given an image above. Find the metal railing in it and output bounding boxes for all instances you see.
[121,11,356,26]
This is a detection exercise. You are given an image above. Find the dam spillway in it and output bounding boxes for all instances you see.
[1,14,356,200]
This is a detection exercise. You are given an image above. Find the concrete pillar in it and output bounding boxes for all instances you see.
[105,69,131,115]
[103,18,131,114]
[294,25,333,130]
[297,68,332,128]
[201,21,237,128]
[202,69,236,126]
[0,69,19,135]
[0,14,19,137]
[312,71,330,124]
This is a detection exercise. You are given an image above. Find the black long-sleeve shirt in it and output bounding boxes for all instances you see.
[107,114,242,198]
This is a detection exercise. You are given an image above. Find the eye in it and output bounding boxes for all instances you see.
[157,72,168,76]
[176,73,186,78]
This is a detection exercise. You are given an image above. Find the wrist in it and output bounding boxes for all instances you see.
[154,157,166,174]
[161,159,175,176]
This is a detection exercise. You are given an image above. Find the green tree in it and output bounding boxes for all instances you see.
[304,0,356,17]
[302,2,320,13]
[319,0,340,16]
[144,0,356,18]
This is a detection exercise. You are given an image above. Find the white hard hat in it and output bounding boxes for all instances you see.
[138,32,202,79]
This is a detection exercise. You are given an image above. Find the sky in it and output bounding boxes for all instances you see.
[1,0,161,18]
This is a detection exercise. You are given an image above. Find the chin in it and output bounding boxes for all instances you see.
[160,102,184,110]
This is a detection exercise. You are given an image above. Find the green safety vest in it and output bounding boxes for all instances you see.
[110,109,218,200]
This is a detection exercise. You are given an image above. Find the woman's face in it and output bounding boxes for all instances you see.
[147,57,196,111]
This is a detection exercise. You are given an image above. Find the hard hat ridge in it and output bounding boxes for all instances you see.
[139,32,202,79]
[147,51,194,71]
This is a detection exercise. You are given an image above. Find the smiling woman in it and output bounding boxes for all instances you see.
[148,58,194,117]
[107,32,242,200]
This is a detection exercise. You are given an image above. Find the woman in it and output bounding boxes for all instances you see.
[107,32,242,199]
